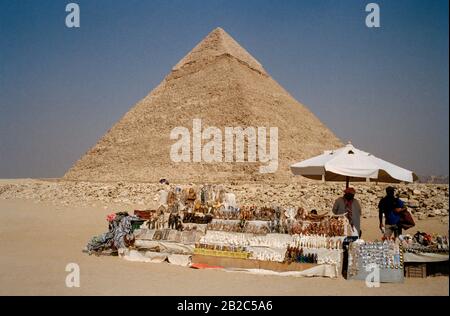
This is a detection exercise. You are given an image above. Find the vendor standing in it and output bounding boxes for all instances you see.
[332,187,362,237]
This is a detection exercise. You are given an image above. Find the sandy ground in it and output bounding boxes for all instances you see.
[0,198,448,296]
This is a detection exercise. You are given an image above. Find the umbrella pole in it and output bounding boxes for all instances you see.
[346,176,349,188]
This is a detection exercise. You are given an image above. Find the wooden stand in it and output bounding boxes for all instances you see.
[192,254,317,272]
[404,261,449,278]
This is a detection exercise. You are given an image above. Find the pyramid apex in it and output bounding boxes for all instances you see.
[204,27,229,41]
[173,27,266,75]
[212,26,225,32]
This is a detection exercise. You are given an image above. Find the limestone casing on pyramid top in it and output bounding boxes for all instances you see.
[172,27,267,76]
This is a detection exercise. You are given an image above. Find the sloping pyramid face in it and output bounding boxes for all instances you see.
[64,28,342,183]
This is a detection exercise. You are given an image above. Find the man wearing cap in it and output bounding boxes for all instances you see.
[332,187,362,237]
[378,186,406,239]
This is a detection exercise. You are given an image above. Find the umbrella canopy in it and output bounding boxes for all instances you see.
[290,143,417,185]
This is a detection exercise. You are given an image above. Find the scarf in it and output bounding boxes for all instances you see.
[344,198,353,225]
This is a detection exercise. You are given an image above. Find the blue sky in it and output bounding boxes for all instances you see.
[0,0,448,178]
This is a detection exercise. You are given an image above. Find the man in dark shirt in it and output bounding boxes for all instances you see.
[378,186,405,239]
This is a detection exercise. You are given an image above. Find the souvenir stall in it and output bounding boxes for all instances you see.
[86,184,450,281]
[344,233,449,281]
[85,185,352,278]
[290,143,421,282]
[84,184,449,280]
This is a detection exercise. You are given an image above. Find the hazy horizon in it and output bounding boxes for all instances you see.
[1,0,448,178]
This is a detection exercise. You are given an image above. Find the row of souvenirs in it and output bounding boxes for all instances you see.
[201,216,348,236]
[131,225,344,264]
[284,247,319,264]
[134,207,349,237]
[160,185,233,213]
[159,185,332,220]
[132,185,351,237]
[195,243,246,253]
[134,227,203,245]
[198,231,345,250]
[194,232,343,264]
[400,232,449,254]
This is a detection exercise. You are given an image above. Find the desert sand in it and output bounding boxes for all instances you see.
[0,181,448,296]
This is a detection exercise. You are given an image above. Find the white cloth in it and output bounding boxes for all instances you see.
[404,252,449,263]
[168,254,191,266]
[134,240,194,254]
[120,249,167,263]
[224,193,237,210]
[224,264,339,278]
[159,190,168,206]
[120,249,192,267]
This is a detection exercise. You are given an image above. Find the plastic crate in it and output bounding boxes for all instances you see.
[405,263,427,278]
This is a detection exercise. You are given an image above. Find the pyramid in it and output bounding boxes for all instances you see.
[64,28,342,183]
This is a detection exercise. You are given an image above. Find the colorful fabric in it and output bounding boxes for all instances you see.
[106,213,116,222]
[86,212,138,254]
[344,199,353,225]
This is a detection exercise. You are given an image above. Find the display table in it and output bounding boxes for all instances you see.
[403,252,449,278]
[347,241,404,283]
[403,252,449,263]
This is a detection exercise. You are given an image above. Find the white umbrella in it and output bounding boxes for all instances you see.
[290,142,417,187]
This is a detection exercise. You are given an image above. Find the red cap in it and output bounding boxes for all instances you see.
[344,187,356,194]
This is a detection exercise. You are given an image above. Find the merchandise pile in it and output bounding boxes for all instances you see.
[347,240,405,282]
[400,232,449,254]
[85,212,139,255]
[84,185,350,276]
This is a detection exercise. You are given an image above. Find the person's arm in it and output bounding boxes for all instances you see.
[355,200,362,217]
[378,199,384,229]
[394,199,405,213]
[332,198,339,214]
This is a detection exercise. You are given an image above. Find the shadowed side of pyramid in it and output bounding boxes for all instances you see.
[64,28,342,183]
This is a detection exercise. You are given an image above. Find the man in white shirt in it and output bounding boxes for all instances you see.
[332,187,362,237]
